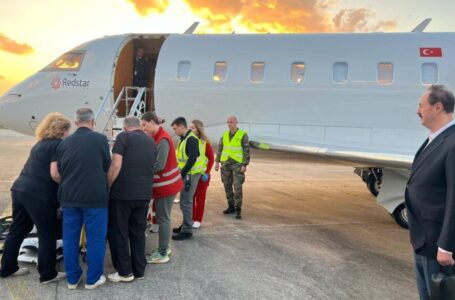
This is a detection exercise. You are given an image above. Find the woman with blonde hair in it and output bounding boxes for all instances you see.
[189,119,214,228]
[0,112,71,284]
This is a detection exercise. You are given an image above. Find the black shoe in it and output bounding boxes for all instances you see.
[172,232,193,240]
[172,225,182,234]
[223,206,235,214]
[235,208,242,219]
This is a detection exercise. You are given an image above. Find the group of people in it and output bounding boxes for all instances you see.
[0,108,250,290]
[7,85,455,299]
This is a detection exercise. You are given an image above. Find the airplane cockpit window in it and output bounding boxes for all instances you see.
[333,62,348,83]
[251,62,265,83]
[213,62,227,82]
[43,51,85,71]
[377,63,393,85]
[291,63,305,83]
[421,63,438,84]
[177,61,191,81]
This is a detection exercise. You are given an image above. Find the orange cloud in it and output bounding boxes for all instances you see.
[332,8,397,32]
[128,0,396,33]
[0,33,34,55]
[128,0,170,16]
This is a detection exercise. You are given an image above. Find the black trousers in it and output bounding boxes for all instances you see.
[108,199,149,277]
[0,191,58,282]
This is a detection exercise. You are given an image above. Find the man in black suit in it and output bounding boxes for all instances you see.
[133,48,149,88]
[406,85,455,300]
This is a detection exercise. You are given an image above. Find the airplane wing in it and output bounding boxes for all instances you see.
[249,133,413,169]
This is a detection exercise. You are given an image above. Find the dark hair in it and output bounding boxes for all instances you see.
[141,111,159,124]
[428,85,455,113]
[171,117,187,128]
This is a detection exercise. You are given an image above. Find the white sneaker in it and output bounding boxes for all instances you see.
[173,198,180,204]
[67,276,82,290]
[192,221,201,229]
[42,272,66,284]
[85,275,106,290]
[11,267,29,277]
[149,223,159,233]
[107,272,134,283]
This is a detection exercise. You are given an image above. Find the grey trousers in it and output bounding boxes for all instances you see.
[414,253,441,300]
[155,195,176,250]
[180,174,201,234]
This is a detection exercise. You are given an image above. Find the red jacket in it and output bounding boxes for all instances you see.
[152,127,182,199]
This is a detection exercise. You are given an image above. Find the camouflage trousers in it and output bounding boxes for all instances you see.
[220,162,245,209]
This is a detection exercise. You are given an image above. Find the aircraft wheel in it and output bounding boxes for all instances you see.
[367,174,381,196]
[392,203,409,229]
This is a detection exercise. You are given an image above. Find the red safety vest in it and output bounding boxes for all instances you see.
[152,127,183,199]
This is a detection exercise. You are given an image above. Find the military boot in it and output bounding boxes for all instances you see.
[235,208,242,219]
[223,205,235,214]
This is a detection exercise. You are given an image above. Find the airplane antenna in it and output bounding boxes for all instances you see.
[184,22,199,34]
[412,18,432,33]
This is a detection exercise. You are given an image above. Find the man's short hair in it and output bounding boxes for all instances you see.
[141,111,159,124]
[171,117,187,128]
[76,108,94,123]
[428,85,455,113]
[123,116,140,128]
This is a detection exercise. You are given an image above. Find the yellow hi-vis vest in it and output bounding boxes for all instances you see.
[177,131,206,174]
[220,129,246,163]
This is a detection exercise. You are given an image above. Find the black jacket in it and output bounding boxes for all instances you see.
[406,124,455,258]
[56,127,111,208]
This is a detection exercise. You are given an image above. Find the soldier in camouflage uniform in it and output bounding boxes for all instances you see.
[215,116,250,219]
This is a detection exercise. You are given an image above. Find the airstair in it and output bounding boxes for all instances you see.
[95,86,151,139]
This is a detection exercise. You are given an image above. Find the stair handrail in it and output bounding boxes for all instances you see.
[100,87,126,134]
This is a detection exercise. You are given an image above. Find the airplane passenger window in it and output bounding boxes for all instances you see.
[251,62,265,83]
[213,62,227,82]
[333,62,348,83]
[421,63,438,84]
[377,63,393,85]
[291,63,305,83]
[43,51,85,71]
[177,61,191,81]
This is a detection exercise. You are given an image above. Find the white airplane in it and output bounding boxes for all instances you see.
[0,20,447,228]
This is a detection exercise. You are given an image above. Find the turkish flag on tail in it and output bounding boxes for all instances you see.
[420,47,442,57]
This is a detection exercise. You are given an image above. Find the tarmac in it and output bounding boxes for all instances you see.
[0,129,418,299]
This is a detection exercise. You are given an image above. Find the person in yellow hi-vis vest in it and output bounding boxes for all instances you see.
[171,117,204,240]
[215,116,250,219]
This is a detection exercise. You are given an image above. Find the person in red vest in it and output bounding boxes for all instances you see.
[140,112,182,263]
[189,120,214,228]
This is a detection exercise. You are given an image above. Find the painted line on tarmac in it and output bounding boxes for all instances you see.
[5,277,33,300]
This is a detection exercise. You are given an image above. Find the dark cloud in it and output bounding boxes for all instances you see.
[0,33,34,55]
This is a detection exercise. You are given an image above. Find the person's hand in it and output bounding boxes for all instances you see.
[201,173,209,182]
[240,165,247,173]
[437,249,455,266]
[215,162,220,171]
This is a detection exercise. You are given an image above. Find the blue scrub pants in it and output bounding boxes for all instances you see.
[62,207,107,285]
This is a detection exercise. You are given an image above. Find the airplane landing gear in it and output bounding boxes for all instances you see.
[392,203,409,229]
[354,168,382,196]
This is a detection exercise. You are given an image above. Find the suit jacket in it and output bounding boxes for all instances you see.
[56,127,111,208]
[406,124,455,258]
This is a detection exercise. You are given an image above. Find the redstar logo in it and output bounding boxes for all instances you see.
[51,77,61,90]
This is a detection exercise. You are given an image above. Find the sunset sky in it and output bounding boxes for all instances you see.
[1,0,454,95]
